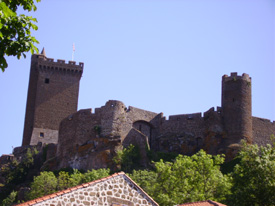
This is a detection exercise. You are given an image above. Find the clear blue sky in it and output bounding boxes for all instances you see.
[0,0,274,155]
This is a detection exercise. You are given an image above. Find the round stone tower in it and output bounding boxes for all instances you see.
[222,72,252,145]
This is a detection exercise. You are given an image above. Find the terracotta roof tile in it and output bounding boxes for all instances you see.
[177,200,227,206]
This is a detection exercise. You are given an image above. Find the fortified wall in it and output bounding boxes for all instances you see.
[5,53,275,171]
[54,72,275,170]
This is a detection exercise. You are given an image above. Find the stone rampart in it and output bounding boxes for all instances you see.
[252,117,275,146]
[56,100,161,170]
[160,112,204,137]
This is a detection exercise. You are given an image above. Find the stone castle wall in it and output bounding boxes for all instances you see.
[55,97,275,171]
[56,100,160,170]
[56,100,228,170]
[155,107,225,156]
[19,58,275,172]
[252,117,275,146]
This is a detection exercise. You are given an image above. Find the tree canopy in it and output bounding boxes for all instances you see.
[0,0,40,72]
[228,142,275,206]
[130,150,231,206]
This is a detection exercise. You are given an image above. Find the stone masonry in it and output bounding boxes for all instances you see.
[54,72,275,170]
[17,172,159,206]
[15,53,275,171]
[22,49,83,146]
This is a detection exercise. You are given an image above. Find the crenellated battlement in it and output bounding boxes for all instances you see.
[222,72,251,82]
[32,53,84,74]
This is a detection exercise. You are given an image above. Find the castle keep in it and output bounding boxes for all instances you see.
[22,49,83,146]
[19,52,275,170]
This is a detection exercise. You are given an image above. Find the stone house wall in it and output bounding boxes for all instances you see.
[17,172,159,206]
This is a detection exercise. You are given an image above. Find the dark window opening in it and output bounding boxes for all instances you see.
[139,125,142,131]
[45,78,50,84]
[40,132,44,138]
[232,98,235,102]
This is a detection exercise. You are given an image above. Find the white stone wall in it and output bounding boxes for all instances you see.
[31,174,158,206]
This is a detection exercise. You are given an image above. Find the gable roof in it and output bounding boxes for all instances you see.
[17,172,159,206]
[177,200,227,206]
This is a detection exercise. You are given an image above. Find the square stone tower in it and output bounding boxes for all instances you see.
[22,49,84,146]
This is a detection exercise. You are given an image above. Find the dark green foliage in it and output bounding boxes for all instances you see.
[26,171,58,200]
[0,0,40,71]
[113,144,141,173]
[228,142,275,206]
[82,168,110,183]
[147,150,178,162]
[0,148,38,204]
[220,157,241,174]
[1,191,17,206]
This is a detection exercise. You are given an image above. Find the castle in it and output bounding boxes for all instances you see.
[14,50,275,170]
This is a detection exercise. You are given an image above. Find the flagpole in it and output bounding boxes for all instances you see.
[72,43,75,61]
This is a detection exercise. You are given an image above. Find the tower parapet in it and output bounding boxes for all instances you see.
[222,72,252,145]
[222,72,251,82]
[32,53,83,75]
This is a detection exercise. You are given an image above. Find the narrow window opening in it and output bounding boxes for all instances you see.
[232,98,235,102]
[139,125,142,131]
[45,78,50,84]
[40,132,44,138]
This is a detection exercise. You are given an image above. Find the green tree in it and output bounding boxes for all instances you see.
[27,168,111,201]
[69,169,83,186]
[113,144,140,173]
[1,191,17,206]
[27,171,57,200]
[130,150,231,206]
[0,0,40,72]
[82,168,110,183]
[129,170,158,199]
[229,142,275,206]
[57,171,73,191]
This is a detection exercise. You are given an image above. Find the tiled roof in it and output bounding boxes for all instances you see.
[16,172,159,206]
[177,200,227,206]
